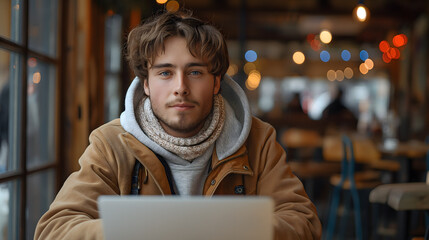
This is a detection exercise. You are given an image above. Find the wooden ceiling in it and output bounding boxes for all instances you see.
[179,0,428,43]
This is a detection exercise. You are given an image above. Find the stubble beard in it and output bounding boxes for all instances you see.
[151,100,213,137]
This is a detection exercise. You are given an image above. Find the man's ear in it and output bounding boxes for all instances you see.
[213,75,221,95]
[143,79,150,96]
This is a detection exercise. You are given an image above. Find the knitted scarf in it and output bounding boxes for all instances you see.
[137,95,225,161]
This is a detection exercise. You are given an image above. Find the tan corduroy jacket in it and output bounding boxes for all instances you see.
[35,118,322,240]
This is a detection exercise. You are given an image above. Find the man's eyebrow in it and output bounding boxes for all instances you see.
[150,63,174,69]
[186,62,207,68]
[150,62,207,69]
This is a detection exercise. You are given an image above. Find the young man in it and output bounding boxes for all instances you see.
[35,11,322,240]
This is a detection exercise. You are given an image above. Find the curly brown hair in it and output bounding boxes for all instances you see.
[126,11,229,84]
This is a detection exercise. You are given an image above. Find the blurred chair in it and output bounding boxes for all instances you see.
[325,135,382,240]
[281,128,340,199]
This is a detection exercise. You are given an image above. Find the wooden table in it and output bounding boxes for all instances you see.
[378,140,429,182]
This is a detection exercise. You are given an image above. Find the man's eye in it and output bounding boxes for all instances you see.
[160,71,170,77]
[189,71,201,76]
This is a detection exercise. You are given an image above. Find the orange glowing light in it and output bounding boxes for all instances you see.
[359,63,368,75]
[306,34,315,43]
[327,70,336,81]
[107,9,114,16]
[33,72,41,84]
[379,41,390,53]
[388,48,400,59]
[390,48,401,59]
[382,53,391,63]
[292,51,305,64]
[400,34,408,45]
[310,39,321,51]
[166,0,179,12]
[393,35,405,47]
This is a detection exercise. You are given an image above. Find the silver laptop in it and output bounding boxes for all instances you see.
[98,195,274,240]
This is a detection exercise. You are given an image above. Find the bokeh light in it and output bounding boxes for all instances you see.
[393,34,407,47]
[28,58,37,68]
[310,39,321,51]
[226,64,238,76]
[388,47,400,59]
[364,59,374,70]
[320,30,332,44]
[327,70,336,81]
[359,63,368,74]
[359,50,369,61]
[335,70,344,81]
[246,70,262,90]
[33,72,41,84]
[354,4,370,22]
[245,50,258,62]
[243,62,256,74]
[292,51,305,64]
[341,50,351,61]
[320,50,330,62]
[166,0,179,12]
[156,0,168,3]
[306,34,315,43]
[382,52,392,63]
[379,41,390,53]
[344,67,353,79]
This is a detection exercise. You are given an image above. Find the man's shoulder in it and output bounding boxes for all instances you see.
[91,118,126,139]
[247,116,276,141]
[250,116,273,130]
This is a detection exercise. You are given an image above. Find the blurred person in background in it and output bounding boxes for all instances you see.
[322,87,358,132]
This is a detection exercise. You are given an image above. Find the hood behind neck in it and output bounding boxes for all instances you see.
[120,74,252,161]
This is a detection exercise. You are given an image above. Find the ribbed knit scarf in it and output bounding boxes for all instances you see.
[137,95,225,161]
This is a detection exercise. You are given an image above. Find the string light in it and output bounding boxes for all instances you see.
[353,3,370,22]
[327,70,336,81]
[245,50,258,62]
[226,64,238,76]
[292,51,305,64]
[320,51,330,62]
[320,30,332,44]
[344,67,354,79]
[166,0,179,12]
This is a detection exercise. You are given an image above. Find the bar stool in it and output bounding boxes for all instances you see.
[325,135,381,240]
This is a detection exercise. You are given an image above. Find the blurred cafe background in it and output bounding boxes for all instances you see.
[1,0,429,239]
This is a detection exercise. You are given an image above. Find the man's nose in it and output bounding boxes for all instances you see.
[174,72,189,96]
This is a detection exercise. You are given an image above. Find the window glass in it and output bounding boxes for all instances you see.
[0,49,22,174]
[28,0,58,57]
[104,14,123,122]
[0,180,20,240]
[26,59,56,169]
[26,169,55,239]
[0,0,24,44]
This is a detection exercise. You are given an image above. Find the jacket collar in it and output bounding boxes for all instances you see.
[120,132,172,195]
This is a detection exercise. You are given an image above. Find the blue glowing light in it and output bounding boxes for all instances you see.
[341,50,351,61]
[320,51,330,62]
[245,50,258,62]
[360,50,369,61]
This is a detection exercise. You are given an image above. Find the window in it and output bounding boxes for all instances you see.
[0,0,61,239]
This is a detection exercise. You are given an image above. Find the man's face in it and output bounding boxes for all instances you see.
[144,36,221,138]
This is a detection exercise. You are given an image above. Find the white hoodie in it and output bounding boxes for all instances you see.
[120,75,252,195]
